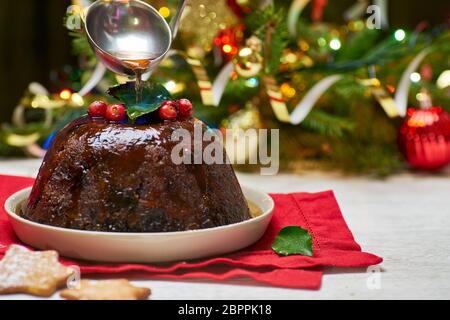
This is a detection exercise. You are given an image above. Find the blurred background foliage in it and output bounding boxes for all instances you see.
[0,0,449,122]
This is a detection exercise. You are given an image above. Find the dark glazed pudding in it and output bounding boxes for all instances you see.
[24,116,251,232]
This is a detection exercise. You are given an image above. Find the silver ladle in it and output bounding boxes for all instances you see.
[84,0,187,77]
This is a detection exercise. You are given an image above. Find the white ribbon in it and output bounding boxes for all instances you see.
[287,0,311,37]
[395,48,431,117]
[290,75,343,125]
[211,62,235,106]
[78,63,107,97]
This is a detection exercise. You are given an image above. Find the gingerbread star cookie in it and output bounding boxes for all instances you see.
[60,279,151,300]
[0,245,74,297]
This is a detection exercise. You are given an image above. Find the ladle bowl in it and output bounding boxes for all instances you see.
[85,0,186,77]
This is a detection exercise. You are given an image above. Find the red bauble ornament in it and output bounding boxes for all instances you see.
[398,107,450,171]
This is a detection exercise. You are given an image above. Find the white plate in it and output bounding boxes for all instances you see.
[4,187,274,263]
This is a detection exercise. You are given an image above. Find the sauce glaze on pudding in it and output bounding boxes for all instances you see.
[23,116,251,232]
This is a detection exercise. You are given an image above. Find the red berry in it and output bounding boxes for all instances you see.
[161,100,178,108]
[88,101,107,118]
[106,104,127,122]
[159,102,178,120]
[178,99,194,118]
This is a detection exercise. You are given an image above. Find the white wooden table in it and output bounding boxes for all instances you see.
[1,159,450,300]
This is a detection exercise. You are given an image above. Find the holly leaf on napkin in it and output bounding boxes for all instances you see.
[272,226,313,257]
[107,82,171,120]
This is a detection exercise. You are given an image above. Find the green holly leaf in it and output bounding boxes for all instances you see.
[107,82,171,120]
[272,226,313,257]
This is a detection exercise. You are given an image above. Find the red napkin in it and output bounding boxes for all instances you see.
[0,174,382,289]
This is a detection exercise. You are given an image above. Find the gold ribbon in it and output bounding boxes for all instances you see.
[164,50,229,106]
[186,57,215,106]
[6,133,41,148]
[263,76,292,123]
[264,75,345,125]
[359,78,400,118]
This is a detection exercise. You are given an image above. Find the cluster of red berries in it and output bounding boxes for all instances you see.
[88,101,126,122]
[88,99,194,122]
[158,99,194,120]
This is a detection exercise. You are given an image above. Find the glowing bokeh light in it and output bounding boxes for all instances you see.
[394,29,406,41]
[59,89,72,100]
[329,39,342,51]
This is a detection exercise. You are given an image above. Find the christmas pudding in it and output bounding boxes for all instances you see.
[23,83,251,232]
